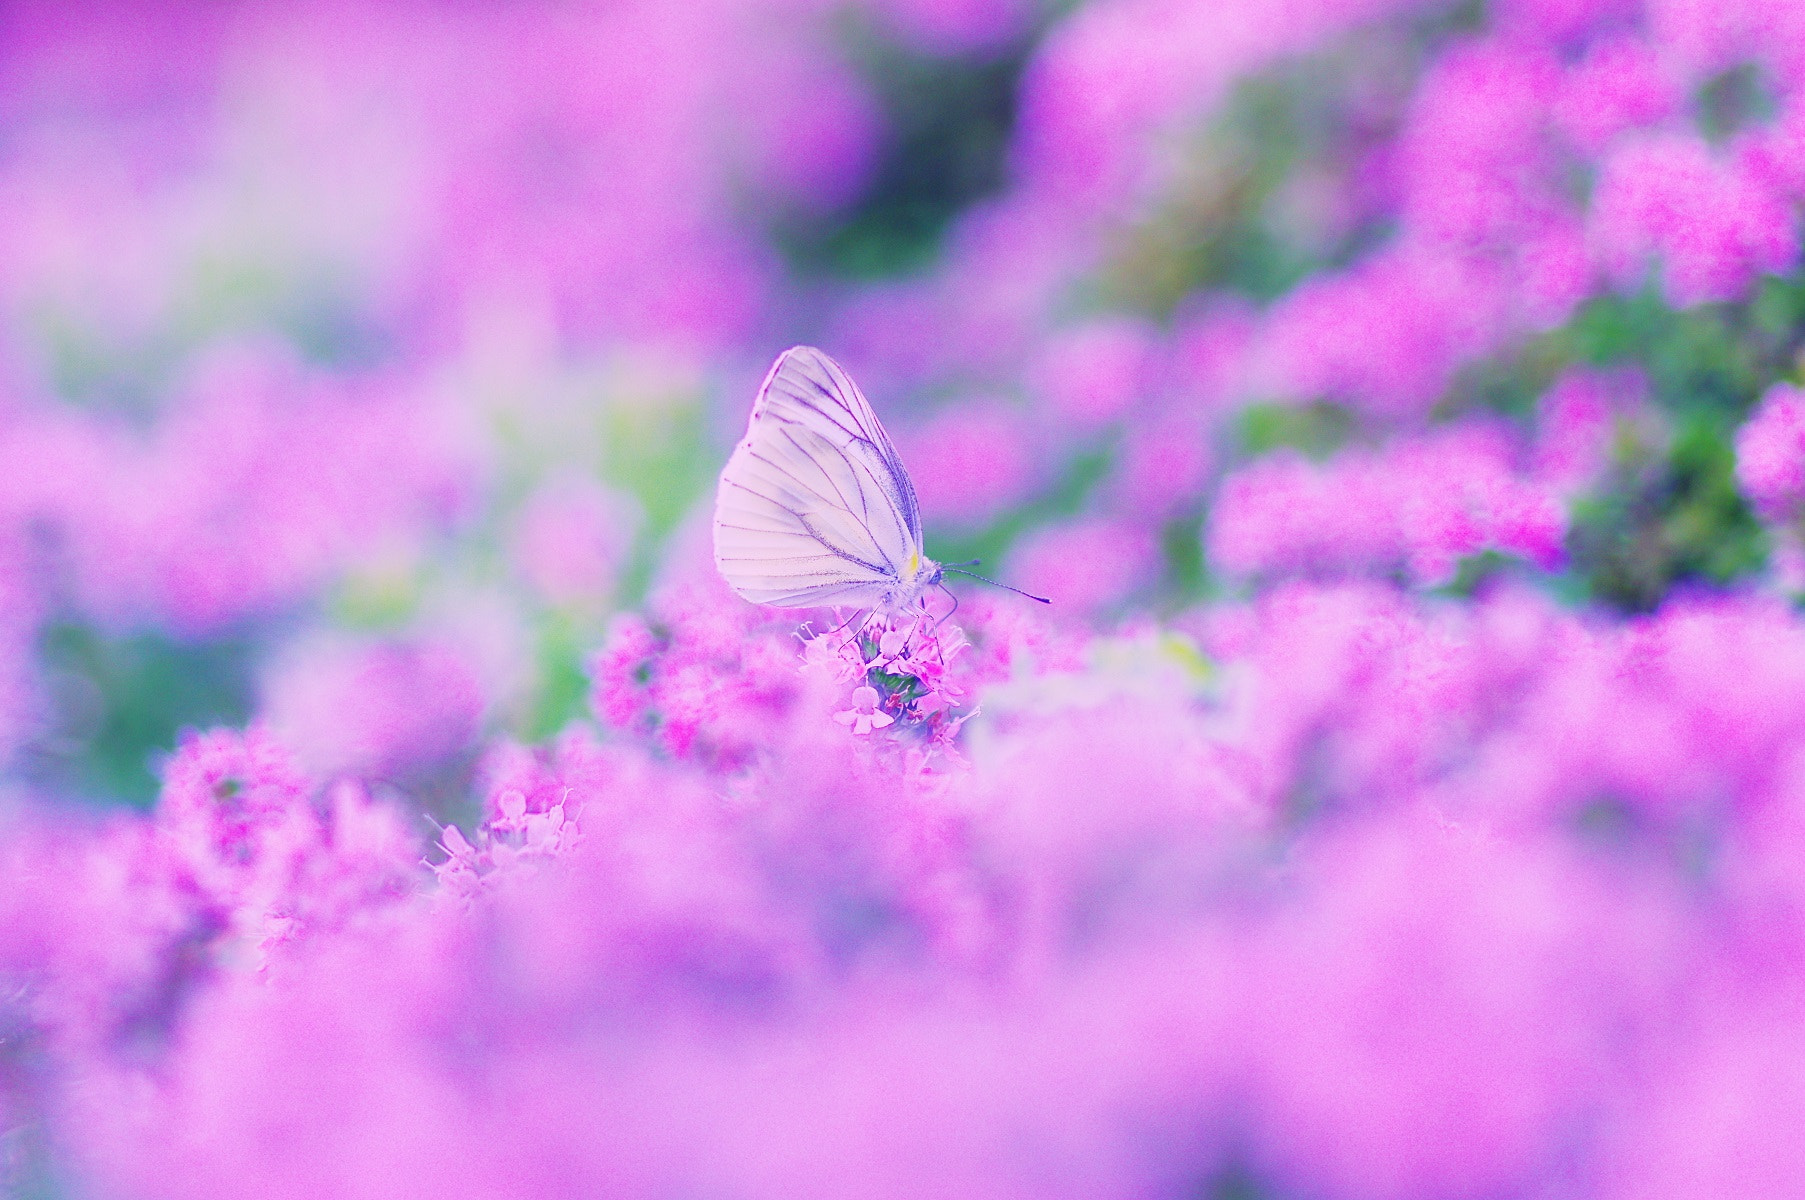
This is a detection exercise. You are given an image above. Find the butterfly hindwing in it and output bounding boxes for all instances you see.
[714,347,925,608]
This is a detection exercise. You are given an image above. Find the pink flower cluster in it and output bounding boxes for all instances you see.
[589,587,807,771]
[4,584,1805,1196]
[1737,381,1805,522]
[1592,133,1800,306]
[816,612,973,751]
[0,344,471,635]
[0,726,417,1077]
[1210,426,1568,585]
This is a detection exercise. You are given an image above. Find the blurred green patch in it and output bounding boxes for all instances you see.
[1456,277,1805,424]
[1159,510,1212,610]
[775,21,1034,279]
[27,622,257,807]
[1441,334,1575,420]
[1096,73,1387,311]
[1696,62,1778,146]
[1572,792,1723,880]
[523,611,594,742]
[34,262,386,417]
[1202,1163,1274,1200]
[599,392,715,608]
[600,398,713,541]
[1565,290,1769,414]
[1434,549,1537,599]
[1091,12,1468,317]
[177,256,389,369]
[329,558,424,632]
[1567,415,1768,612]
[1236,400,1355,458]
[1573,794,1641,848]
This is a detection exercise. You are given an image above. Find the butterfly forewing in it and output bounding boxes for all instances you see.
[714,346,926,608]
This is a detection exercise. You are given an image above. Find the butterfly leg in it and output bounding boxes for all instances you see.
[840,606,880,658]
[899,608,928,659]
[933,582,960,636]
[919,602,946,667]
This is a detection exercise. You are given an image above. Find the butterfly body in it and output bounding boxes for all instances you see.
[714,346,941,614]
[885,548,945,611]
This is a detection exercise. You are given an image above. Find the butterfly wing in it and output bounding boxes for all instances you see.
[714,346,924,608]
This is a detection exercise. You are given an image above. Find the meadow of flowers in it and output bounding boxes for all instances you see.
[7,0,1805,1195]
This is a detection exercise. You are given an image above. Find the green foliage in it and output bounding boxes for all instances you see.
[601,392,716,608]
[1200,1163,1274,1200]
[1159,509,1212,609]
[1567,291,1772,415]
[1091,11,1483,317]
[1435,549,1532,599]
[27,622,257,806]
[1236,400,1355,458]
[36,263,384,416]
[33,310,171,418]
[523,611,594,742]
[1456,276,1805,425]
[775,22,1034,279]
[1567,416,1769,612]
[1696,62,1778,146]
[600,400,714,542]
[1438,269,1805,611]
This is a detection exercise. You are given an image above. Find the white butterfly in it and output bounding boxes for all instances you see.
[714,346,946,613]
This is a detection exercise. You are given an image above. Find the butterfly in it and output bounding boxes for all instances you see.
[713,345,1046,614]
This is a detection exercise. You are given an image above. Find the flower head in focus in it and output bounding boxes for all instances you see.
[812,611,974,758]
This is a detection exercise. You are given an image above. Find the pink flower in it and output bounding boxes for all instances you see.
[1590,133,1798,306]
[1737,382,1805,521]
[1396,42,1564,251]
[1534,368,1645,494]
[1249,245,1507,418]
[895,401,1039,529]
[2,343,476,635]
[510,474,641,607]
[587,589,804,769]
[1733,98,1805,201]
[1552,37,1681,155]
[1110,414,1213,519]
[1030,319,1161,430]
[261,633,486,780]
[1004,518,1159,617]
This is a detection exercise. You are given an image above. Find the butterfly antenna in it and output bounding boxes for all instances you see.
[943,567,1051,604]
